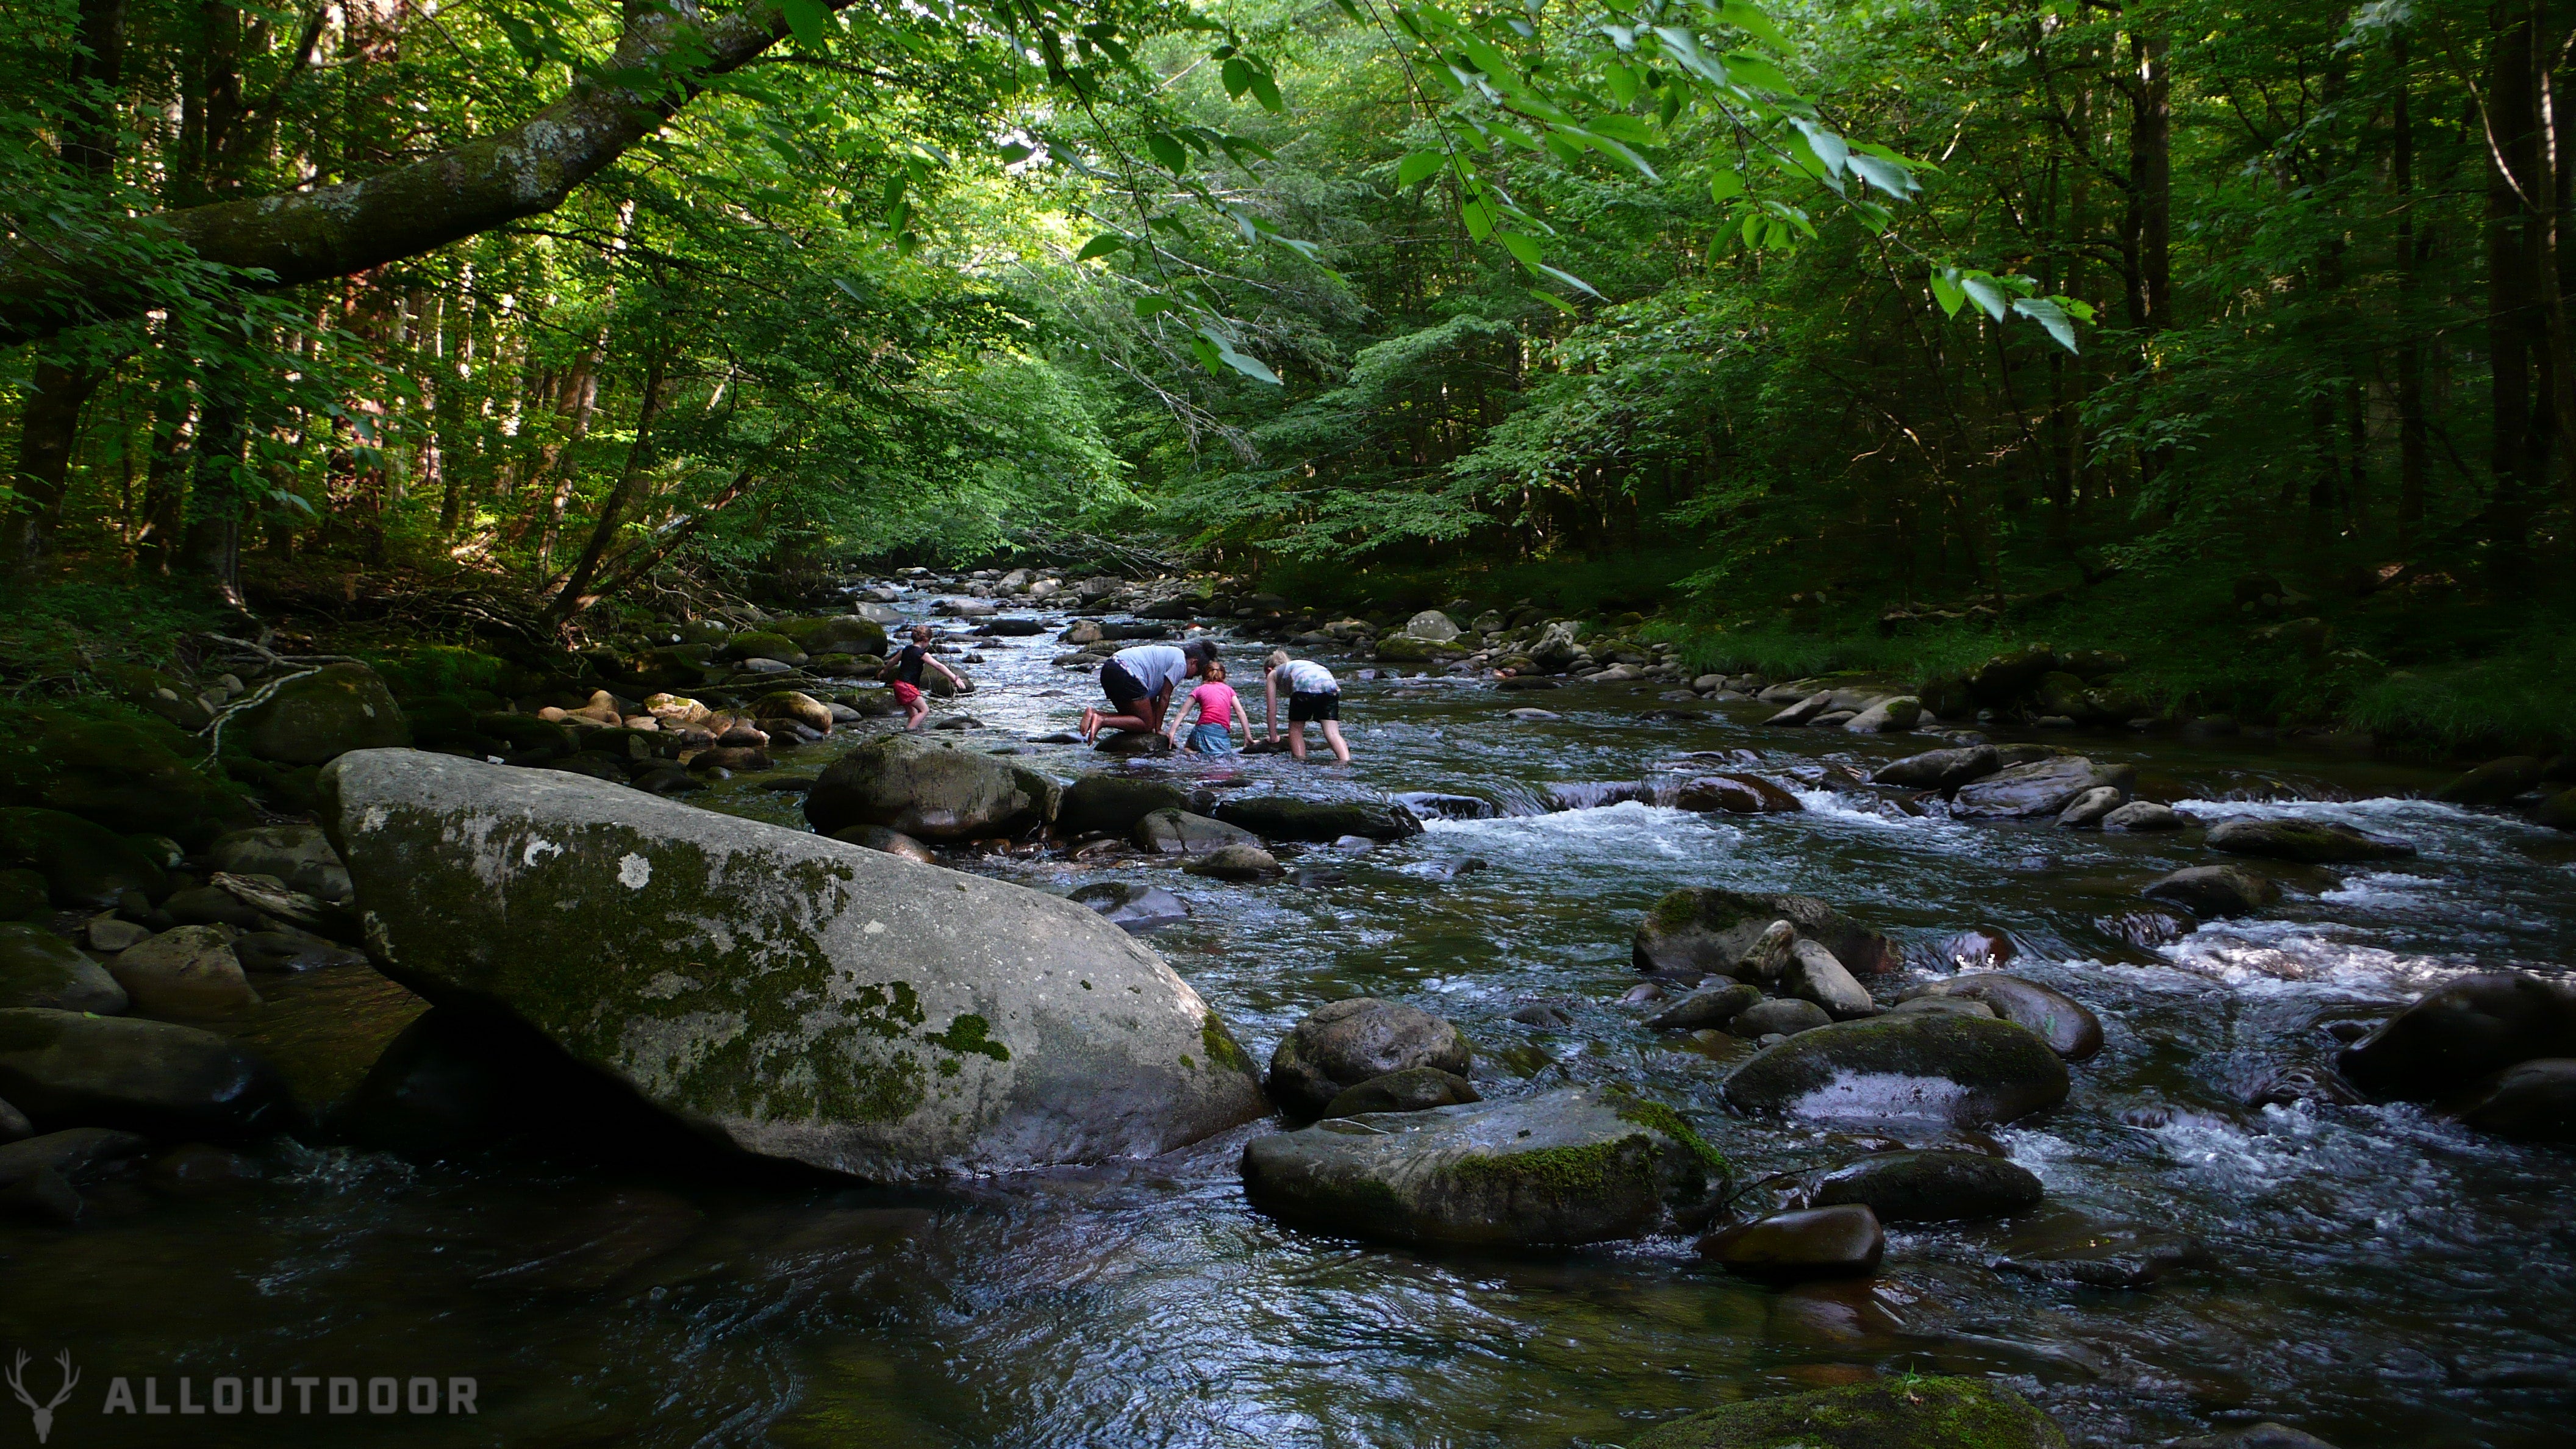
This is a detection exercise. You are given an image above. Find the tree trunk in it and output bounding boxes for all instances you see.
[2394,33,2428,543]
[2489,8,2540,528]
[549,358,667,623]
[2122,29,2174,510]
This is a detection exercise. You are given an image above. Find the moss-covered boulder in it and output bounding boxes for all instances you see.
[1627,1376,2069,1449]
[319,750,1263,1179]
[223,662,410,766]
[0,704,251,843]
[1723,1013,2070,1127]
[0,924,127,1014]
[1212,795,1423,843]
[1239,1086,1727,1247]
[804,734,1059,842]
[1897,975,2103,1062]
[775,615,889,657]
[1059,776,1196,836]
[0,1007,296,1140]
[210,825,352,902]
[0,870,46,921]
[2436,755,2545,806]
[2207,817,2418,864]
[1633,888,1901,981]
[0,807,170,907]
[749,690,834,735]
[720,631,808,666]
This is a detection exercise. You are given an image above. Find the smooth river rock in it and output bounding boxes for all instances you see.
[1321,1065,1479,1118]
[1067,882,1192,934]
[1645,981,1763,1031]
[1723,1014,2071,1127]
[1057,776,1195,836]
[1265,998,1472,1117]
[1628,1376,2071,1449]
[1239,1087,1726,1247]
[1132,808,1262,857]
[0,923,129,1014]
[1898,975,2104,1061]
[1634,889,1902,980]
[2208,817,2418,864]
[2452,1058,2576,1142]
[804,733,1061,842]
[1950,756,2136,820]
[1784,940,1877,1020]
[107,925,261,1017]
[1212,796,1424,843]
[1676,774,1804,814]
[1870,745,1999,790]
[2335,972,2576,1101]
[1699,1203,1884,1281]
[319,750,1265,1179]
[1801,1148,2045,1222]
[2144,864,2281,917]
[0,1008,295,1140]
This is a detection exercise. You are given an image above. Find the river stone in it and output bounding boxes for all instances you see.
[1802,1148,2045,1222]
[1132,808,1261,857]
[1182,843,1283,881]
[1647,982,1763,1031]
[232,928,367,973]
[1238,1087,1726,1247]
[0,1095,28,1142]
[1870,745,2000,789]
[2170,1426,2346,1449]
[2436,756,2545,806]
[2056,785,2125,828]
[1060,776,1195,835]
[1765,692,1834,727]
[1723,1014,2071,1127]
[2537,786,2576,831]
[1900,975,2104,1062]
[1399,610,1462,643]
[1634,889,1902,981]
[0,1008,296,1139]
[0,924,128,1014]
[1951,756,2136,819]
[1321,1065,1479,1118]
[1700,1203,1884,1281]
[0,807,170,909]
[1733,998,1831,1037]
[1891,996,1994,1020]
[1842,696,1922,734]
[829,824,938,864]
[0,1126,150,1187]
[210,825,353,902]
[1067,882,1192,934]
[2102,800,2182,831]
[0,868,45,920]
[1265,998,1473,1116]
[2335,972,2576,1101]
[2452,1058,2576,1142]
[1212,796,1424,843]
[804,732,1061,842]
[2207,817,2419,863]
[1734,920,1797,982]
[1676,774,1804,814]
[224,662,411,765]
[750,690,835,735]
[1785,940,1877,1020]
[318,750,1265,1179]
[2144,864,2281,917]
[1628,1375,2070,1449]
[107,926,260,1017]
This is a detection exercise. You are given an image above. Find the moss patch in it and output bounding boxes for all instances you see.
[1611,1094,1730,1179]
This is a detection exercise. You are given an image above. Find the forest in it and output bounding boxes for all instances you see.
[4,0,2572,753]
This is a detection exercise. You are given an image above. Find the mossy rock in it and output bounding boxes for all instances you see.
[2206,817,2417,864]
[1723,1014,2070,1128]
[0,868,49,920]
[0,923,129,1013]
[1627,1375,2069,1449]
[96,662,213,731]
[775,616,890,657]
[0,1007,298,1140]
[0,703,252,845]
[472,712,579,758]
[224,662,411,766]
[721,631,809,665]
[0,806,170,907]
[1060,776,1196,836]
[804,734,1059,842]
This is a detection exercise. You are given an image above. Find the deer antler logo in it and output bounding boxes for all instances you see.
[5,1350,78,1444]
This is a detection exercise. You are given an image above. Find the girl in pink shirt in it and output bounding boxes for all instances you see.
[1166,661,1250,755]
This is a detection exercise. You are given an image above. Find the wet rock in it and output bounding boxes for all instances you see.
[2454,1059,2576,1142]
[1398,609,1462,643]
[1676,774,1805,814]
[1392,792,1500,821]
[1265,998,1473,1117]
[1733,920,1798,982]
[804,732,1060,842]
[231,928,367,974]
[2335,972,2576,1101]
[1059,776,1195,836]
[749,690,835,736]
[223,662,410,765]
[209,825,352,902]
[146,1142,264,1196]
[2144,864,2281,917]
[1628,1375,2070,1449]
[1723,1014,2071,1127]
[1870,745,2000,790]
[1132,808,1262,857]
[1952,756,2137,819]
[1507,707,1561,721]
[1733,999,1833,1037]
[1647,982,1763,1031]
[0,868,45,919]
[1212,796,1424,843]
[2056,785,2125,828]
[2538,787,2576,831]
[2097,907,2195,948]
[1239,1086,1726,1247]
[1700,1203,1885,1281]
[1891,996,1994,1020]
[0,1008,295,1139]
[2436,756,2545,806]
[1765,692,1834,727]
[689,745,771,773]
[163,883,268,929]
[1321,1066,1479,1117]
[2245,1062,2365,1108]
[1786,940,1877,1020]
[0,1095,27,1142]
[0,923,129,1014]
[1989,1230,2210,1289]
[341,1007,716,1163]
[1932,928,2017,970]
[1634,888,1902,981]
[827,824,939,865]
[0,1163,82,1222]
[1842,696,1922,734]
[1898,976,2103,1062]
[107,925,260,1016]
[1067,882,1192,934]
[1801,1148,2044,1222]
[1093,730,1170,756]
[2102,800,2182,831]
[2169,1425,2345,1449]
[0,1127,150,1192]
[0,807,170,909]
[2207,817,2418,864]
[320,750,1264,1179]
[1182,843,1284,881]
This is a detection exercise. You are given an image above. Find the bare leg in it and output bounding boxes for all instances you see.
[1287,722,1308,760]
[1320,719,1351,764]
[906,698,930,730]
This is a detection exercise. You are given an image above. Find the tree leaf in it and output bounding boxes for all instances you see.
[1930,270,1966,317]
[1710,168,1744,202]
[1397,150,1447,188]
[1960,273,2011,321]
[2012,296,2081,353]
[1075,234,1126,261]
[781,0,829,48]
[1499,230,1545,268]
[1146,133,1190,173]
[1530,287,1578,314]
[1248,72,1284,112]
[1848,154,1916,199]
[1221,57,1254,98]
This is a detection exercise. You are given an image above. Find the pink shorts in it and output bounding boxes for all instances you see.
[891,682,922,706]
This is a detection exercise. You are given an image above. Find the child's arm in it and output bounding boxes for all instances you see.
[1162,686,1196,746]
[1231,696,1252,743]
[928,654,966,687]
[1264,672,1281,739]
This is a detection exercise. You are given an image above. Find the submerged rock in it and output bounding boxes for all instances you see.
[1898,975,2103,1062]
[320,750,1264,1179]
[2143,864,2281,917]
[805,734,1060,842]
[2335,972,2576,1101]
[2207,817,2418,863]
[1239,1087,1726,1247]
[1723,1014,2070,1127]
[1212,796,1423,843]
[0,923,129,1014]
[1321,1065,1479,1118]
[1951,756,2136,820]
[1675,774,1804,814]
[1265,998,1472,1117]
[1634,888,1902,981]
[1801,1148,2044,1222]
[1627,1375,2070,1449]
[1700,1203,1885,1281]
[0,1008,294,1140]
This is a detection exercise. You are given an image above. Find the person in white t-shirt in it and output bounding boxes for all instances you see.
[1264,651,1350,763]
[1082,639,1217,743]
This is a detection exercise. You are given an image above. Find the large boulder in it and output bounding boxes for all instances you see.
[1629,1376,2069,1449]
[775,615,890,659]
[1967,645,2061,703]
[2208,817,2418,864]
[223,662,411,765]
[1059,776,1195,836]
[2452,1058,2576,1142]
[319,750,1264,1179]
[1950,756,2136,819]
[804,734,1060,842]
[0,925,128,1014]
[1633,889,1901,981]
[1213,796,1423,843]
[1898,975,2103,1061]
[0,705,252,843]
[0,807,169,908]
[1132,809,1261,857]
[1870,745,1999,790]
[0,1008,295,1139]
[2436,756,2545,806]
[1398,610,1462,643]
[1723,1014,2070,1127]
[1239,1087,1726,1247]
[2335,973,2576,1101]
[1842,696,1922,734]
[1266,998,1472,1116]
[209,824,352,902]
[2144,864,2281,917]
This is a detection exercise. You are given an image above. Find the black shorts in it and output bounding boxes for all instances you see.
[1100,660,1150,710]
[1288,690,1340,723]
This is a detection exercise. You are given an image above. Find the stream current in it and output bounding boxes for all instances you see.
[4,590,2573,1448]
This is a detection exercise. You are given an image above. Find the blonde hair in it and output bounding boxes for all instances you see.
[1265,650,1290,670]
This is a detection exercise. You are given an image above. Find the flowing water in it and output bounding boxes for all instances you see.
[6,593,2574,1448]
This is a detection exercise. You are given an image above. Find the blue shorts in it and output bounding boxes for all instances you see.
[1187,723,1239,755]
